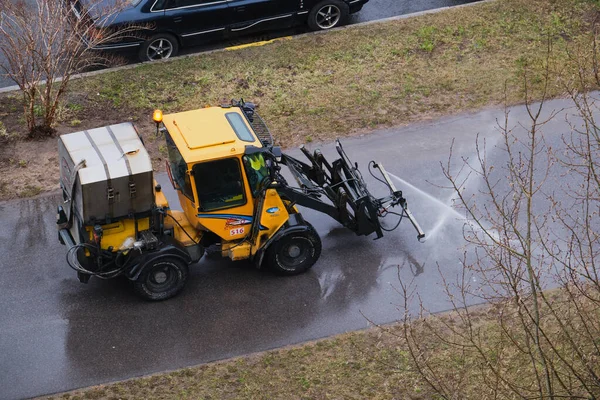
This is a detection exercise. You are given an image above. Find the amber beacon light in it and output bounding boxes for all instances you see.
[152,109,163,124]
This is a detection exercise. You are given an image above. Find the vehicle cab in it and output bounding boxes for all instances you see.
[156,103,290,259]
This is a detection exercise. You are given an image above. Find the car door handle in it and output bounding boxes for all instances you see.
[234,6,245,12]
[173,16,183,23]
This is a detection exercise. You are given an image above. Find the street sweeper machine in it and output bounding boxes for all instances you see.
[57,100,424,300]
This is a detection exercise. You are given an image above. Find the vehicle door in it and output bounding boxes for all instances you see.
[226,0,298,36]
[192,157,257,241]
[162,0,231,46]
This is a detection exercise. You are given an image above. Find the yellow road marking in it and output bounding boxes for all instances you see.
[225,36,293,51]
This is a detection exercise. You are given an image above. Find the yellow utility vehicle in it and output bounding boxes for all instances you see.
[57,100,424,300]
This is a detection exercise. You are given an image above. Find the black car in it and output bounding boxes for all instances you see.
[72,0,369,62]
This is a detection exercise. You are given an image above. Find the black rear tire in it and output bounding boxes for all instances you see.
[307,0,349,31]
[133,257,188,301]
[139,33,179,62]
[267,224,322,276]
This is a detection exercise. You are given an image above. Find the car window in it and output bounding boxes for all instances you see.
[152,0,168,10]
[166,0,211,9]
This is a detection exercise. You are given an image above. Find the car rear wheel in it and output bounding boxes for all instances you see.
[307,0,349,31]
[139,33,179,62]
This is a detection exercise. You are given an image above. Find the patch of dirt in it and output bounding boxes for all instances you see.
[0,99,164,201]
[28,125,56,139]
[0,138,59,199]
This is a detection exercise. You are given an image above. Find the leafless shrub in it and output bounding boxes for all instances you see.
[0,0,145,137]
[394,40,600,399]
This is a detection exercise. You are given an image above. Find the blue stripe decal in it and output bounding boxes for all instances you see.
[197,213,270,230]
[197,214,253,221]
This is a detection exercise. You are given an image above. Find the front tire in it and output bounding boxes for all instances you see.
[139,33,179,62]
[267,225,322,276]
[307,0,349,31]
[133,258,189,301]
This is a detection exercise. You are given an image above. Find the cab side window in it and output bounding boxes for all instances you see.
[165,132,194,200]
[193,158,246,211]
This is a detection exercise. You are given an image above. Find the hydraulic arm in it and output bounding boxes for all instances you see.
[274,140,425,241]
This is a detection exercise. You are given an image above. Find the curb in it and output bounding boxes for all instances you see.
[0,0,495,94]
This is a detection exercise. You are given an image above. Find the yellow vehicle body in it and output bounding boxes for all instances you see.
[59,100,425,301]
[80,105,294,266]
[63,100,414,301]
[84,217,151,250]
[58,101,426,301]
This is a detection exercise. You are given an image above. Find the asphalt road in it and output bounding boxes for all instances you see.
[349,0,481,21]
[0,96,589,399]
[0,0,482,89]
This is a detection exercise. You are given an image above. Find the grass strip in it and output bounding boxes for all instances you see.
[0,0,599,200]
[47,322,430,400]
[47,289,600,399]
[65,0,600,146]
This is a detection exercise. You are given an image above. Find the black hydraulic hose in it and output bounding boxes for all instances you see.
[370,160,409,234]
[248,176,274,243]
[161,208,249,252]
[66,243,137,279]
[379,210,404,232]
[159,209,199,245]
[368,161,393,192]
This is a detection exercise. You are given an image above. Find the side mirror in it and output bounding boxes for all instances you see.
[270,146,282,157]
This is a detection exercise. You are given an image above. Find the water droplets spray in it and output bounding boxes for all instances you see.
[387,172,467,239]
[386,173,504,245]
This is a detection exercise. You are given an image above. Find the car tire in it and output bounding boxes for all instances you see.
[307,0,349,31]
[267,224,322,276]
[133,257,189,301]
[139,33,179,62]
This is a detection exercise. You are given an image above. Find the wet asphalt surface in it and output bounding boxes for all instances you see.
[0,0,482,89]
[0,95,590,399]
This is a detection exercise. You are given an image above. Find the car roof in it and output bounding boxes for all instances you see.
[162,106,263,164]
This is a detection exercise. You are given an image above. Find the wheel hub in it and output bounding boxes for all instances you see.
[148,39,172,60]
[153,271,168,284]
[287,245,301,258]
[317,6,340,29]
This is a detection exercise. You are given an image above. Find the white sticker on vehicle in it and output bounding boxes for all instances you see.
[230,227,245,236]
